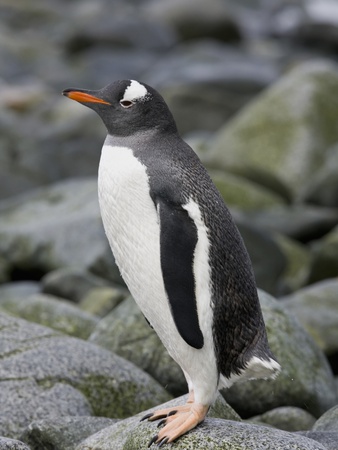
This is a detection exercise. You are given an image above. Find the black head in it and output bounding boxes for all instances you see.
[62,80,177,137]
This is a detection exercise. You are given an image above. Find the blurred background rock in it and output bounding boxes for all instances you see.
[1,1,338,448]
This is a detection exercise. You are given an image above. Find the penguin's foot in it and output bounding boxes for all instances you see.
[146,403,208,446]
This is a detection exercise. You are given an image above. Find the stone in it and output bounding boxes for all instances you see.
[79,286,129,317]
[0,282,40,302]
[223,290,337,418]
[308,224,338,283]
[1,380,92,439]
[89,296,187,396]
[207,61,338,200]
[143,40,278,134]
[235,205,338,242]
[297,431,338,450]
[0,437,30,450]
[210,169,287,210]
[41,267,108,303]
[313,404,338,431]
[21,416,117,450]
[0,292,98,339]
[0,178,118,278]
[250,406,316,431]
[281,279,338,356]
[76,411,326,450]
[0,312,170,438]
[274,234,312,294]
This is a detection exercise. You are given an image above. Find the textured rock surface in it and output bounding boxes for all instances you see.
[0,437,31,450]
[223,290,337,418]
[0,312,170,438]
[250,406,316,431]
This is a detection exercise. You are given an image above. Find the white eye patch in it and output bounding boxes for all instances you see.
[121,80,152,103]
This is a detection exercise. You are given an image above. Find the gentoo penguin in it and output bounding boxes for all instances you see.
[63,80,280,446]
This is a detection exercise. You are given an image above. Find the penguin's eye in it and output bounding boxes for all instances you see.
[120,100,134,109]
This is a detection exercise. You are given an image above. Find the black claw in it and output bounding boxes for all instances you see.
[141,413,154,422]
[148,435,158,447]
[168,410,177,417]
[158,437,169,447]
[157,419,166,428]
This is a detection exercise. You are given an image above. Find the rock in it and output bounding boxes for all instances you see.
[79,286,129,317]
[302,143,338,207]
[297,431,338,450]
[0,291,98,339]
[234,220,286,296]
[234,205,338,243]
[207,61,338,200]
[223,290,337,418]
[0,437,30,450]
[76,410,326,450]
[1,379,92,440]
[41,267,108,303]
[313,404,338,431]
[274,234,312,294]
[0,178,118,279]
[210,170,287,210]
[0,312,170,438]
[89,296,187,396]
[281,279,338,356]
[142,0,241,42]
[21,416,117,450]
[143,40,278,134]
[0,282,40,302]
[308,225,338,283]
[250,406,316,431]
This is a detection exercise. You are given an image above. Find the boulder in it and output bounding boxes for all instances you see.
[21,416,117,450]
[79,286,129,317]
[0,178,118,279]
[281,279,338,355]
[223,290,337,418]
[313,404,338,431]
[308,225,338,283]
[89,296,187,396]
[250,406,316,431]
[0,437,30,450]
[0,291,98,339]
[207,61,338,200]
[0,312,170,438]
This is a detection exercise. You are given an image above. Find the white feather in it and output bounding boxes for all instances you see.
[122,80,148,102]
[98,143,219,405]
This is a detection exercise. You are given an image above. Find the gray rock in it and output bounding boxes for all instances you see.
[0,437,30,450]
[274,234,312,294]
[281,279,338,356]
[142,0,240,42]
[21,416,117,450]
[0,291,98,339]
[210,169,287,210]
[302,143,338,207]
[313,404,338,431]
[234,205,338,242]
[308,224,338,283]
[250,406,316,431]
[1,380,92,440]
[143,40,278,134]
[0,178,118,278]
[297,431,338,450]
[0,282,40,302]
[79,286,129,317]
[207,60,338,200]
[235,220,286,296]
[41,267,108,303]
[76,411,326,450]
[89,296,187,396]
[223,290,337,418]
[0,312,170,438]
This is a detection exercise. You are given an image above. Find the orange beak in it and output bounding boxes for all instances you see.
[63,89,111,105]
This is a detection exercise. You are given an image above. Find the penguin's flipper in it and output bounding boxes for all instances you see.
[157,199,204,349]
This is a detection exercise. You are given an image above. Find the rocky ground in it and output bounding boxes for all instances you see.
[1,0,338,449]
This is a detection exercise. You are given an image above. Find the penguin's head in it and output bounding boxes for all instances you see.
[63,79,177,136]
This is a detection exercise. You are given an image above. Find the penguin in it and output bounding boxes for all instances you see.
[63,80,280,446]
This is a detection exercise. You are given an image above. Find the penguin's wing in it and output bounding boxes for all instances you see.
[156,198,204,349]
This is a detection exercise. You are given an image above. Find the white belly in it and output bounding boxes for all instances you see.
[98,143,218,405]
